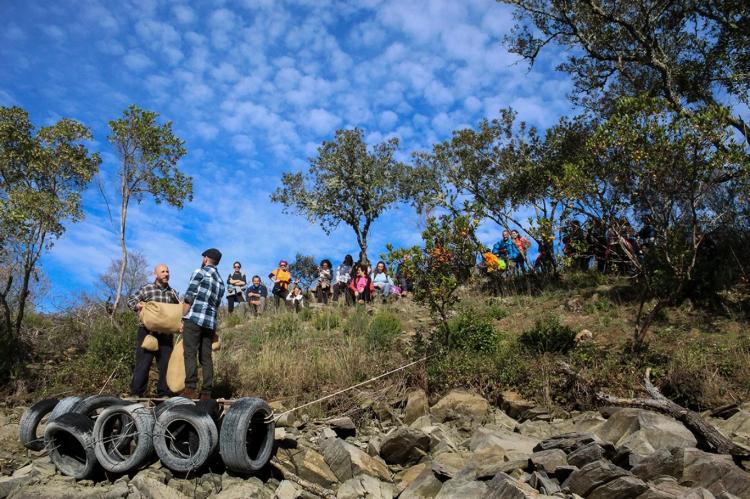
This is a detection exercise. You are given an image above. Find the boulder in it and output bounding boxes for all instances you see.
[460,447,530,480]
[562,460,631,497]
[422,424,459,455]
[217,478,272,499]
[274,427,298,448]
[594,409,696,456]
[430,390,489,426]
[487,472,545,498]
[587,475,649,499]
[273,480,304,499]
[400,468,443,499]
[276,447,339,489]
[529,449,567,474]
[320,437,391,482]
[529,471,561,495]
[130,473,190,499]
[492,410,519,431]
[409,415,432,431]
[336,475,396,499]
[567,442,616,468]
[434,479,489,499]
[404,389,430,425]
[328,417,356,439]
[715,410,750,448]
[533,432,605,454]
[380,427,430,466]
[431,452,468,479]
[517,420,556,439]
[0,475,36,498]
[395,463,432,495]
[500,391,536,420]
[168,478,216,499]
[469,426,539,459]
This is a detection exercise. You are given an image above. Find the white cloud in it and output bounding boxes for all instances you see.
[232,134,255,154]
[5,24,25,41]
[379,110,398,130]
[173,5,196,24]
[42,25,66,41]
[123,51,154,71]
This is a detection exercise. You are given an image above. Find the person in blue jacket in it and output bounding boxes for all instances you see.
[493,230,522,270]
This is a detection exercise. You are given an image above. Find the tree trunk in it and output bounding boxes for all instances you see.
[111,187,129,318]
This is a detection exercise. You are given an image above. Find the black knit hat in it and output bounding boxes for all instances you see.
[202,248,222,263]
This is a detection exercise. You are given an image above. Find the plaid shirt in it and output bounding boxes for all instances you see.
[183,264,224,331]
[127,281,180,321]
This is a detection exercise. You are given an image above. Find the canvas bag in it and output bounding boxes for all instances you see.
[140,301,183,334]
[166,335,185,393]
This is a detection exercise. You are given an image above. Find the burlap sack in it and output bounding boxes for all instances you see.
[141,334,159,352]
[211,333,221,352]
[140,301,183,334]
[166,336,185,393]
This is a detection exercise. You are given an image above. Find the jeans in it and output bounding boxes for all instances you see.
[227,293,244,314]
[373,283,391,300]
[131,326,173,397]
[182,319,214,395]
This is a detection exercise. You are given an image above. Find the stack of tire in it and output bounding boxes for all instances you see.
[19,395,275,480]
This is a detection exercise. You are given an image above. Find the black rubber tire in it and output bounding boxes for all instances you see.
[19,398,59,451]
[93,403,155,474]
[219,397,275,474]
[195,399,221,421]
[74,395,126,419]
[153,404,218,473]
[49,396,83,421]
[44,412,99,480]
[154,396,195,419]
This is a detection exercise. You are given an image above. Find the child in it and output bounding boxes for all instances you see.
[349,264,371,304]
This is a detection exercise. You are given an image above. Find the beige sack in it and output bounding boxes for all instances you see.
[141,334,159,352]
[140,301,183,334]
[167,335,185,394]
[211,333,221,352]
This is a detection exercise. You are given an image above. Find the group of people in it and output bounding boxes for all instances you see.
[221,253,413,315]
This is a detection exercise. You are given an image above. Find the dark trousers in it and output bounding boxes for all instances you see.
[333,283,354,305]
[182,319,214,395]
[131,326,173,397]
[315,285,330,304]
[227,293,244,314]
[273,287,288,308]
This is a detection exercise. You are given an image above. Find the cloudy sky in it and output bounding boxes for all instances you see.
[0,0,574,308]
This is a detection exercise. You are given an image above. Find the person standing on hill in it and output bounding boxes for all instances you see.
[269,260,292,308]
[127,263,180,398]
[182,248,225,400]
[226,261,247,314]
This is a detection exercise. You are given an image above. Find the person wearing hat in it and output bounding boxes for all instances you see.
[181,248,225,400]
[126,263,180,398]
[268,260,293,309]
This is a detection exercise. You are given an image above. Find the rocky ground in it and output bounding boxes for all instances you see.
[2,389,750,498]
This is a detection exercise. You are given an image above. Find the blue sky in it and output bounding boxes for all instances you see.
[0,0,575,309]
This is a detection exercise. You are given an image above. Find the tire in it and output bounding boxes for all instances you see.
[195,399,221,422]
[219,397,275,474]
[74,395,126,419]
[19,398,59,451]
[93,403,155,474]
[154,396,195,419]
[153,405,218,473]
[49,396,83,421]
[44,412,99,480]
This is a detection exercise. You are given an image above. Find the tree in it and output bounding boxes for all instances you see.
[99,250,151,305]
[271,128,408,254]
[288,253,318,291]
[0,106,100,377]
[108,105,191,317]
[501,0,750,144]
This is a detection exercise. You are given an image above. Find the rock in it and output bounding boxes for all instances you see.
[575,329,593,343]
[217,477,272,499]
[320,427,338,440]
[130,473,189,499]
[517,420,556,439]
[276,411,298,428]
[379,427,430,466]
[594,408,697,456]
[529,471,561,495]
[487,472,544,498]
[320,437,391,482]
[492,410,519,431]
[588,475,649,499]
[501,391,536,420]
[430,390,489,427]
[328,417,356,439]
[404,390,429,425]
[367,435,383,457]
[529,449,567,474]
[566,297,583,313]
[469,426,539,459]
[567,442,616,468]
[715,410,750,448]
[434,479,489,498]
[562,460,631,497]
[395,462,431,495]
[336,474,396,499]
[637,477,718,499]
[431,452,468,479]
[0,475,35,498]
[275,428,298,448]
[534,432,606,454]
[167,478,216,499]
[421,424,459,455]
[409,415,432,431]
[460,447,530,480]
[276,447,339,489]
[273,480,304,499]
[400,468,443,499]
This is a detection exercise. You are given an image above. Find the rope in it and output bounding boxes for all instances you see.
[272,356,428,421]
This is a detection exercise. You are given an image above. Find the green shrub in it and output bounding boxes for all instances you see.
[268,313,301,336]
[447,312,500,353]
[343,308,370,336]
[483,301,508,320]
[299,307,313,322]
[225,313,243,328]
[519,315,576,353]
[314,310,341,331]
[366,311,402,350]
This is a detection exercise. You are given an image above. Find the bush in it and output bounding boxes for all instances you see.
[519,315,576,353]
[343,308,370,336]
[299,307,313,322]
[447,312,500,353]
[268,313,301,337]
[483,301,508,320]
[225,313,243,328]
[314,310,341,331]
[366,311,402,350]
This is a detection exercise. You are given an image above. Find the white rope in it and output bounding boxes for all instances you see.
[272,356,428,421]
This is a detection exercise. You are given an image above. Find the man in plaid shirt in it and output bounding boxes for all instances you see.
[127,264,180,398]
[182,248,225,400]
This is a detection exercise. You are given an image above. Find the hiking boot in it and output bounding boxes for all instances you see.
[181,388,198,400]
[199,392,212,401]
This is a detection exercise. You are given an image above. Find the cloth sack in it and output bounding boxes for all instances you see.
[166,335,185,393]
[211,333,221,351]
[141,334,159,352]
[140,301,183,334]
